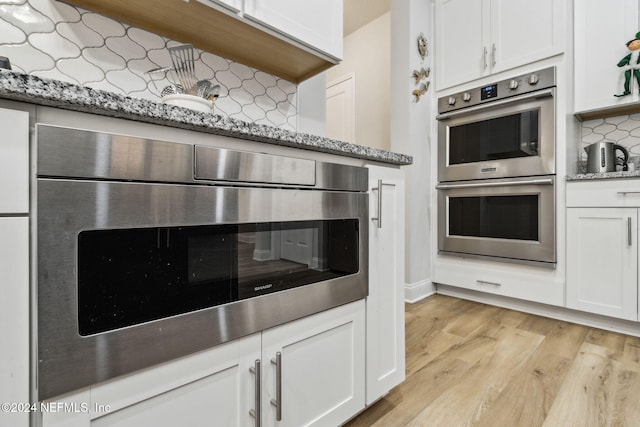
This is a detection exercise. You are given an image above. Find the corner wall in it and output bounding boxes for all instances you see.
[390,0,434,300]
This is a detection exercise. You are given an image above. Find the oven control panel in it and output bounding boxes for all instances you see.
[437,66,556,114]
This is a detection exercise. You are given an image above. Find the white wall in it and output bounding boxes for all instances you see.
[326,13,391,150]
[391,0,434,299]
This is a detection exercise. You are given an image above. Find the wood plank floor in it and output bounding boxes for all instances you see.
[346,294,640,427]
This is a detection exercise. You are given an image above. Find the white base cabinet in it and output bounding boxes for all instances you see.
[566,208,638,320]
[366,166,405,404]
[41,301,365,427]
[0,106,29,427]
[566,180,640,321]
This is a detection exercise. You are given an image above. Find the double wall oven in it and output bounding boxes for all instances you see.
[35,125,368,400]
[436,67,556,266]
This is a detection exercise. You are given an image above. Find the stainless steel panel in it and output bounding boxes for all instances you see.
[37,124,194,183]
[437,66,556,114]
[36,124,368,191]
[437,89,555,182]
[437,176,556,265]
[36,179,368,400]
[195,146,316,186]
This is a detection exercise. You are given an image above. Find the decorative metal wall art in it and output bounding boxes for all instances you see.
[412,33,430,102]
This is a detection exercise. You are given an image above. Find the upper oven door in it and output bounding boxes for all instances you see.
[437,89,555,182]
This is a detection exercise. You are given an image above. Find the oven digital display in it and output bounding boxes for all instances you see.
[481,84,497,100]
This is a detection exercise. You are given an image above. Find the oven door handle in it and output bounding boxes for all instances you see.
[436,88,554,120]
[436,177,554,190]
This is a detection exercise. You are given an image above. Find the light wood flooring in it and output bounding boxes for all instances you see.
[346,294,640,427]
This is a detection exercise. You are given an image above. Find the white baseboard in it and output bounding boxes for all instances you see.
[436,284,640,338]
[405,279,436,303]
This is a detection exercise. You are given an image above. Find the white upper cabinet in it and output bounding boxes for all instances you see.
[196,0,242,14]
[435,0,565,90]
[243,0,343,59]
[435,0,489,90]
[574,0,639,113]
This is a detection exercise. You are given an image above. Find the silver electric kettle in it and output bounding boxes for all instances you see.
[585,141,629,173]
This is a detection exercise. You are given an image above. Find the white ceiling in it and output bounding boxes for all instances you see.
[343,0,391,36]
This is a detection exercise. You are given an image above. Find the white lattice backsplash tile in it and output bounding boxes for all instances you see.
[0,0,297,130]
[580,114,640,159]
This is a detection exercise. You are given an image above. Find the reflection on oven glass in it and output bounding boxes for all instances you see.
[77,220,359,336]
[449,110,539,164]
[449,195,539,241]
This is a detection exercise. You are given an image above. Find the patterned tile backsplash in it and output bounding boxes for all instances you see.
[0,0,298,130]
[580,114,640,164]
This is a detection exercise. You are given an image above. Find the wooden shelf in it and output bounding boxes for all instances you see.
[574,102,640,122]
[65,0,337,83]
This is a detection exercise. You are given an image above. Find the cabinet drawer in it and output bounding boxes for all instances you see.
[567,179,640,207]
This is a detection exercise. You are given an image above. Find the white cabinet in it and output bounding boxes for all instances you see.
[244,0,343,59]
[0,107,29,213]
[566,179,640,320]
[0,106,29,427]
[261,300,365,427]
[0,218,29,427]
[196,0,242,14]
[41,301,365,427]
[435,0,565,89]
[574,0,639,113]
[366,165,405,404]
[195,0,343,60]
[566,208,638,320]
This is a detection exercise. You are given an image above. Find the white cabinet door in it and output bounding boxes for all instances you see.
[0,107,29,214]
[261,300,365,427]
[436,0,565,89]
[92,334,261,427]
[566,208,638,320]
[490,0,564,74]
[243,0,343,59]
[575,0,639,112]
[435,0,489,90]
[0,218,29,427]
[366,166,405,405]
[43,334,262,427]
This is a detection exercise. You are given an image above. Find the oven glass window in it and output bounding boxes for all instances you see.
[448,109,539,164]
[448,195,538,241]
[77,219,359,336]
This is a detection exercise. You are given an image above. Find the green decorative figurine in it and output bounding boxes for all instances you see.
[615,31,640,97]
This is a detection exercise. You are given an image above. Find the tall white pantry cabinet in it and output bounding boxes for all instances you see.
[0,106,31,427]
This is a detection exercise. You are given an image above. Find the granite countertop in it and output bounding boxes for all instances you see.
[0,71,412,166]
[567,171,640,181]
[567,159,640,181]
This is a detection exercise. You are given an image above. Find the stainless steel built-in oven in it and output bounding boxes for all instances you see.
[436,176,556,265]
[437,67,556,182]
[436,67,557,266]
[35,124,368,400]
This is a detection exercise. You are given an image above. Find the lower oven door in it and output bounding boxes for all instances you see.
[436,176,556,266]
[36,179,368,400]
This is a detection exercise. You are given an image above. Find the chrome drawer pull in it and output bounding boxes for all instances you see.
[371,180,396,229]
[249,359,261,427]
[477,280,502,287]
[270,352,282,421]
